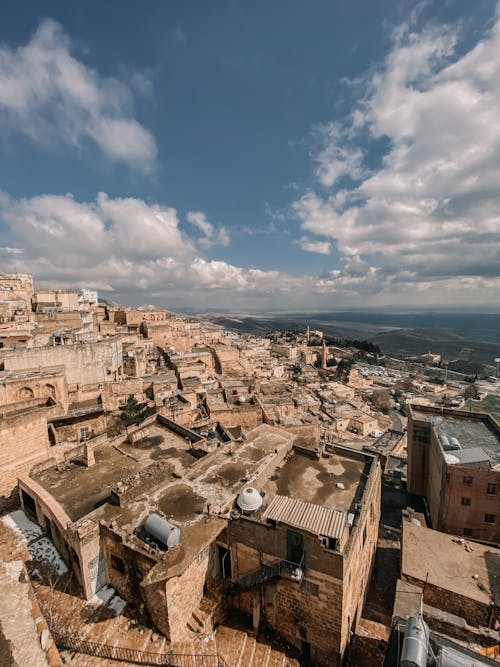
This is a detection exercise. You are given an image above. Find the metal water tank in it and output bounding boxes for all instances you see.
[144,514,180,549]
[400,616,429,667]
[237,487,263,513]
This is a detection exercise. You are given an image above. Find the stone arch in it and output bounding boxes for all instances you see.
[18,386,34,399]
[42,383,56,398]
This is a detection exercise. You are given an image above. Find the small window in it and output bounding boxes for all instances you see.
[487,483,497,495]
[484,513,496,524]
[110,554,125,574]
[463,528,473,537]
[461,497,471,506]
[301,580,319,597]
[463,476,473,485]
[80,426,92,441]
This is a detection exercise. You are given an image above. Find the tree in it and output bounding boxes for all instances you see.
[371,389,392,414]
[119,394,149,427]
[463,384,480,400]
[335,358,354,382]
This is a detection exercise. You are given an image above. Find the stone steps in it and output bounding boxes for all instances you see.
[216,625,299,667]
[238,634,256,667]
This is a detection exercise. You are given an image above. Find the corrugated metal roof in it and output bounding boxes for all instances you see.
[262,495,347,539]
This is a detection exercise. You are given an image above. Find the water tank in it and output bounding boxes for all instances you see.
[400,616,429,667]
[236,487,263,513]
[440,435,450,449]
[144,514,180,549]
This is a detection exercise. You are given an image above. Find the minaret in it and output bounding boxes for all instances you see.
[321,339,327,369]
[306,325,310,342]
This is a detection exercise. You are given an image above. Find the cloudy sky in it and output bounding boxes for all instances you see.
[0,0,499,311]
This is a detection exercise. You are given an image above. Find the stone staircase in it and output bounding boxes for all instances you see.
[215,625,300,667]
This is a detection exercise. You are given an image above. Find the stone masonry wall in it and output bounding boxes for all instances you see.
[164,545,212,642]
[0,411,51,508]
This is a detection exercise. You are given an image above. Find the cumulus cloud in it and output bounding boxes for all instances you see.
[186,211,230,248]
[0,192,313,308]
[297,236,332,255]
[292,6,500,305]
[0,19,157,171]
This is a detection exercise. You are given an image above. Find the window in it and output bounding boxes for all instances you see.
[301,580,319,597]
[463,476,473,485]
[80,426,92,441]
[484,513,496,524]
[110,554,125,574]
[461,497,471,506]
[463,528,473,537]
[487,483,497,495]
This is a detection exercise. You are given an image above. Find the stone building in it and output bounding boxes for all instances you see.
[2,338,123,385]
[16,420,380,666]
[407,405,500,543]
[401,520,499,629]
[0,273,34,323]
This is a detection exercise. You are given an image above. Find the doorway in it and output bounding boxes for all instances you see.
[286,530,304,565]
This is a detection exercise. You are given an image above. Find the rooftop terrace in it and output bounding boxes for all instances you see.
[261,446,370,515]
[32,421,199,521]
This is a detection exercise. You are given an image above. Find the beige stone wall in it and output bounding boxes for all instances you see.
[268,574,343,666]
[3,339,123,385]
[0,411,51,507]
[51,412,107,446]
[0,368,68,410]
[165,546,212,642]
[102,378,145,411]
[402,575,490,627]
[342,459,381,651]
[0,273,33,322]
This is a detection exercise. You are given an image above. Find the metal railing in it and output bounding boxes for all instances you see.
[53,633,230,667]
[227,557,304,591]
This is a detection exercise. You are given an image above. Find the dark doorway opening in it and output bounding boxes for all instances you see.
[287,529,304,564]
[301,640,311,665]
[21,490,37,517]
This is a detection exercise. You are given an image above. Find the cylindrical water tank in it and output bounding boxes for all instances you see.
[400,616,429,667]
[237,487,263,513]
[144,513,180,549]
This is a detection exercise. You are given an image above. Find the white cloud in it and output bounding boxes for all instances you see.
[297,236,331,255]
[0,192,306,308]
[0,19,157,171]
[186,211,230,249]
[291,6,500,305]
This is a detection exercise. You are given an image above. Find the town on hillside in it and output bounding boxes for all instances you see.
[0,272,499,667]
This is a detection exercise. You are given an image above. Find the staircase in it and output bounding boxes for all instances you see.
[215,625,300,667]
[227,558,304,592]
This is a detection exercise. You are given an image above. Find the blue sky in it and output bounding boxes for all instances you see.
[0,0,499,311]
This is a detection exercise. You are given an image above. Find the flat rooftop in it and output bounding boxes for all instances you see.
[261,446,370,514]
[427,412,500,465]
[32,421,199,521]
[402,521,500,607]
